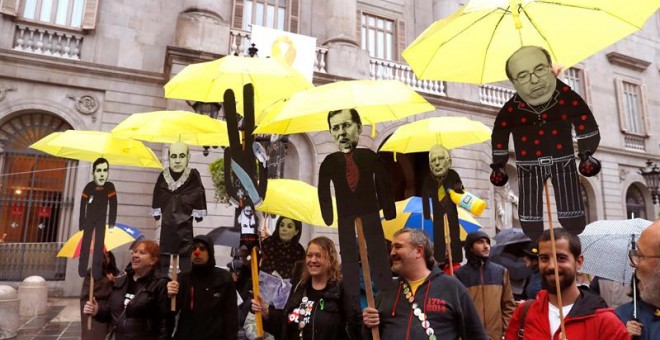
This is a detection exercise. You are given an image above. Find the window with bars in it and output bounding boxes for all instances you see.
[233,0,299,33]
[361,13,395,61]
[615,77,649,136]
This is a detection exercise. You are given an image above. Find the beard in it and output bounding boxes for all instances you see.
[638,265,660,308]
[541,269,575,294]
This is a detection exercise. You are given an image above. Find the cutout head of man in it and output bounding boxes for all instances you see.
[328,109,362,153]
[506,46,557,106]
[169,142,189,173]
[92,158,109,186]
[429,144,451,179]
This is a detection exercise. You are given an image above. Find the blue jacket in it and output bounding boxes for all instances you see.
[616,299,659,340]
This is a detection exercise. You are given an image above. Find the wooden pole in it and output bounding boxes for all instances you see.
[87,273,94,330]
[443,214,453,276]
[355,217,381,340]
[544,181,567,340]
[170,254,178,311]
[251,246,264,339]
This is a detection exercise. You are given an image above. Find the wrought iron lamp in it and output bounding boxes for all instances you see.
[640,160,660,204]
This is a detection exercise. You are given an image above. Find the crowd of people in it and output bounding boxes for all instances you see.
[77,219,659,340]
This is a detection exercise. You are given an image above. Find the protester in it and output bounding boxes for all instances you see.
[521,242,541,300]
[260,216,306,280]
[615,221,660,340]
[504,228,629,340]
[455,231,516,340]
[167,235,238,340]
[83,240,174,340]
[363,228,488,339]
[252,236,361,340]
[80,251,122,340]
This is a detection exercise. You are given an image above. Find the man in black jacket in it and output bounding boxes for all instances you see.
[167,235,238,340]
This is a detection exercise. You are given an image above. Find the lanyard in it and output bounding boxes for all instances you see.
[401,281,436,340]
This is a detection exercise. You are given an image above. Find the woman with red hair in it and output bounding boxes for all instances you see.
[84,240,174,339]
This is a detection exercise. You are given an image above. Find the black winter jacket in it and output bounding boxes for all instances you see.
[173,235,239,340]
[96,268,173,340]
[364,267,488,340]
[264,280,361,340]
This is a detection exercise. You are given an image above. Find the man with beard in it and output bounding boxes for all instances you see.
[167,235,238,340]
[504,228,628,339]
[455,231,516,340]
[362,228,488,340]
[615,221,660,340]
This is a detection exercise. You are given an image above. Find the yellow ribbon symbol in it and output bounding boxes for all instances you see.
[271,35,297,66]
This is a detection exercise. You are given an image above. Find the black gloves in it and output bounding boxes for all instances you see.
[490,164,508,186]
[578,151,601,177]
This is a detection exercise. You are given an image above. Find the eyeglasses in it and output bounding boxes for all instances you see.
[628,249,660,267]
[513,64,551,84]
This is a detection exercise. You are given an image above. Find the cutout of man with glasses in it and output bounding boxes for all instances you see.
[490,46,601,241]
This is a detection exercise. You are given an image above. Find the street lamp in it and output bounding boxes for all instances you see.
[640,160,660,204]
[188,101,223,156]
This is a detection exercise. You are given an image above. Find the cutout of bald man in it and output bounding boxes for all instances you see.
[422,144,464,264]
[152,142,207,273]
[490,46,600,241]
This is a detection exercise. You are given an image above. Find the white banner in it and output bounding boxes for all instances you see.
[250,25,317,82]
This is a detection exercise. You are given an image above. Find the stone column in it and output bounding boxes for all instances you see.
[18,276,47,316]
[323,0,370,80]
[174,0,232,55]
[0,285,19,339]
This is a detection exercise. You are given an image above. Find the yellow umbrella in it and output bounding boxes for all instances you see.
[379,116,492,154]
[254,80,436,135]
[403,0,659,84]
[30,130,162,169]
[256,179,337,228]
[111,110,229,146]
[164,55,313,120]
[57,224,142,258]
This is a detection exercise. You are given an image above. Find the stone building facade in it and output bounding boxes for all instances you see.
[0,0,657,295]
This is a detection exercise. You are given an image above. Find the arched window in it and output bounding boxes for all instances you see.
[0,112,74,244]
[625,185,647,219]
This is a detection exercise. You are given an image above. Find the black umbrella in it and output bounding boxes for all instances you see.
[207,226,241,248]
[490,245,533,281]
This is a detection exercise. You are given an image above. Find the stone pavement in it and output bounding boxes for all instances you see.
[15,298,81,340]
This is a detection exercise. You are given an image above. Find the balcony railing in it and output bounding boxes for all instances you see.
[370,58,445,96]
[479,84,515,107]
[624,134,646,152]
[0,242,66,281]
[13,24,82,60]
[229,28,327,73]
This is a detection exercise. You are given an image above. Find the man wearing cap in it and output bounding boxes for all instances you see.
[167,235,238,340]
[522,243,541,300]
[455,231,516,340]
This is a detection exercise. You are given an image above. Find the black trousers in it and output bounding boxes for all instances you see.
[517,156,586,241]
[78,223,105,279]
[337,212,393,307]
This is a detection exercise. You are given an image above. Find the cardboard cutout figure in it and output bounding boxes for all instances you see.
[318,108,396,301]
[259,216,305,279]
[491,46,600,241]
[79,158,117,279]
[422,144,465,264]
[152,142,207,273]
[223,84,268,250]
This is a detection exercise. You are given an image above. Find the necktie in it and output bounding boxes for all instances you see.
[344,153,359,192]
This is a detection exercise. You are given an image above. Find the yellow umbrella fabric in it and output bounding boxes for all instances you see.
[256,179,337,228]
[57,225,138,258]
[254,80,436,135]
[164,55,313,120]
[111,110,229,146]
[380,116,492,154]
[30,130,162,169]
[403,0,660,84]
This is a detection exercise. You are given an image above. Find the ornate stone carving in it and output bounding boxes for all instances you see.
[619,168,629,180]
[67,94,99,118]
[0,84,17,102]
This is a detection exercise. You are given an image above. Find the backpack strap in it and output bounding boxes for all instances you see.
[518,300,534,340]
